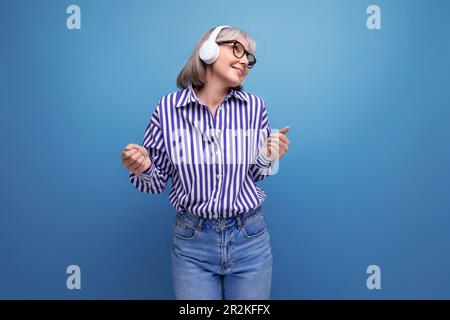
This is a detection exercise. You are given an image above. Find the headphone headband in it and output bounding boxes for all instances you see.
[208,25,231,42]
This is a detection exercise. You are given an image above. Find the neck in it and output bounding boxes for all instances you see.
[194,73,230,109]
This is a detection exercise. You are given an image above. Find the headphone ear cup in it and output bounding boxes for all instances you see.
[199,40,220,64]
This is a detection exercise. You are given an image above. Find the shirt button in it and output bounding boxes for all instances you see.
[217,174,222,179]
[216,150,220,155]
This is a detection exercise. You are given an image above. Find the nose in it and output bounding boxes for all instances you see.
[239,55,249,68]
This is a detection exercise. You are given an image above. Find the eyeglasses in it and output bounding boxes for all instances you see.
[216,40,257,69]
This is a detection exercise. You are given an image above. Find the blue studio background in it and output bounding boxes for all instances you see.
[1,0,449,299]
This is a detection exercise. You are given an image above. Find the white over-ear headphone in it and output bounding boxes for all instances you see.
[198,25,232,64]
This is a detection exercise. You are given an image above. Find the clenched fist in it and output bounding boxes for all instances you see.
[121,143,152,175]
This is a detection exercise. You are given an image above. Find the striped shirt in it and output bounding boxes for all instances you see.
[129,84,275,219]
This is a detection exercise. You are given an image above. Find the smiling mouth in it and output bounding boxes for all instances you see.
[231,66,244,76]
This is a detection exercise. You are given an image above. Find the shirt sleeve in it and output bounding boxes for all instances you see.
[129,103,173,194]
[250,98,275,182]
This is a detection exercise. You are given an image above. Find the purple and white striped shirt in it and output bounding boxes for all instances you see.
[129,84,275,219]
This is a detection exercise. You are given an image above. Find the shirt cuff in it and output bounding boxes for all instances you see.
[144,161,156,176]
[255,152,274,168]
[131,162,156,178]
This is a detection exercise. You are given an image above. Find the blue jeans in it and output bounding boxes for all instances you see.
[171,205,273,300]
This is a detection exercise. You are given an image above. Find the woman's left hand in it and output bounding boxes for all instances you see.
[262,126,290,160]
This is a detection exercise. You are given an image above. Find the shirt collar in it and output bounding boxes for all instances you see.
[175,84,249,108]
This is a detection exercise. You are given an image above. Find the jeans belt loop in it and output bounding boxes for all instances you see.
[196,217,204,232]
[236,214,243,230]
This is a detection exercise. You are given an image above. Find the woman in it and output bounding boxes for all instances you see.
[120,25,290,300]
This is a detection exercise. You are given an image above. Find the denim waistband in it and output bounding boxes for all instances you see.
[176,205,263,230]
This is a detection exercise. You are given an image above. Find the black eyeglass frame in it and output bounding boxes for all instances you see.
[216,40,257,69]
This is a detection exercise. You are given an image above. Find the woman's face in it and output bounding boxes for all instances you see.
[210,35,252,88]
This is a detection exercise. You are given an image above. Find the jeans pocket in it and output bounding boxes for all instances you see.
[241,213,267,239]
[173,217,198,240]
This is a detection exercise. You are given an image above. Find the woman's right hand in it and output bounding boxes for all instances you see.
[121,143,152,174]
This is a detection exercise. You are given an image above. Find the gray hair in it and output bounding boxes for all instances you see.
[176,27,257,91]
